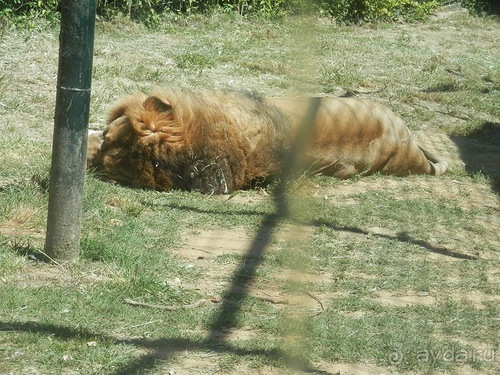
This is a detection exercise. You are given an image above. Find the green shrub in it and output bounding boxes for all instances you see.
[0,0,59,17]
[0,0,60,27]
[461,0,500,15]
[1,0,497,28]
[318,0,442,23]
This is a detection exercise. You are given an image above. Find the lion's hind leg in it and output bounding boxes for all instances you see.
[419,147,449,176]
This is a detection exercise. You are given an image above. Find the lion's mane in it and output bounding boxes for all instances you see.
[88,89,290,194]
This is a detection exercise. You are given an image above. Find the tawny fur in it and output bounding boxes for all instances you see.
[87,89,448,194]
[265,97,448,178]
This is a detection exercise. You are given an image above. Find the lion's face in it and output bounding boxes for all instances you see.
[86,95,185,190]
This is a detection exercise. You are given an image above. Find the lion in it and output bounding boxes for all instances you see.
[87,89,448,194]
[265,96,448,178]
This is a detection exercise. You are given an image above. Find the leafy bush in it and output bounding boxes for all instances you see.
[0,0,58,17]
[318,0,442,23]
[0,0,497,28]
[0,0,60,27]
[461,0,500,15]
[106,0,443,21]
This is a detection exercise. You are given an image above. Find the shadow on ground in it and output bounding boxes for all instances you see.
[450,121,500,194]
[312,220,479,261]
[0,183,331,375]
[0,204,478,374]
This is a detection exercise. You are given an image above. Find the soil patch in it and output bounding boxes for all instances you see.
[372,290,435,307]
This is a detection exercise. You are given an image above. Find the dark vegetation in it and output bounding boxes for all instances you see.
[0,0,499,28]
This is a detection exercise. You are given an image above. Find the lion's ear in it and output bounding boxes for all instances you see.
[133,95,183,144]
[143,96,173,114]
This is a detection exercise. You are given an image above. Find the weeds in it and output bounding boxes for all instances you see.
[0,0,452,26]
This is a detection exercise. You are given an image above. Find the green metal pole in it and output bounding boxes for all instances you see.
[44,0,96,262]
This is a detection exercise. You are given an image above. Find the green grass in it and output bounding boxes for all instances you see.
[1,9,499,375]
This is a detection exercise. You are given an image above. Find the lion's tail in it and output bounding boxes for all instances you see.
[419,146,449,176]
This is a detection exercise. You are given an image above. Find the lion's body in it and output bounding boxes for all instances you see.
[266,97,448,178]
[87,89,448,194]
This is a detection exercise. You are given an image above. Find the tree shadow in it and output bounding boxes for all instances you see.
[0,207,475,374]
[312,220,479,261]
[0,321,328,374]
[449,121,500,195]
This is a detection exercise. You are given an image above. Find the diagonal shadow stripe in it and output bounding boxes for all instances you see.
[207,98,321,341]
